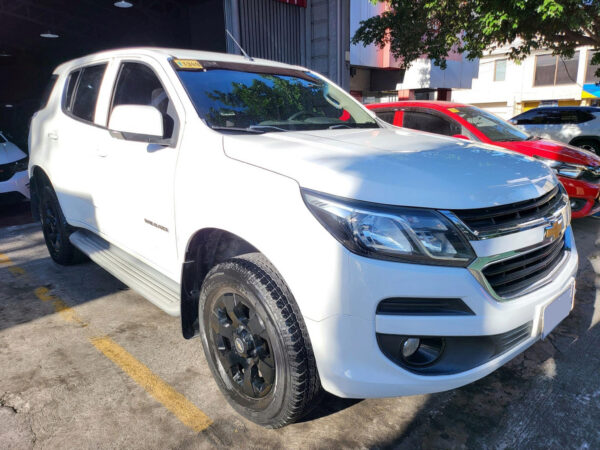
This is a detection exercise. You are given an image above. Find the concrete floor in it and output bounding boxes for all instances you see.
[0,220,599,449]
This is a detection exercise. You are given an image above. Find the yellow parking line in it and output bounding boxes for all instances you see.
[34,286,88,327]
[91,336,213,432]
[1,256,212,433]
[0,252,12,266]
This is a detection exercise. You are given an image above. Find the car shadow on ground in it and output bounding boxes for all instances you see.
[366,218,600,449]
[0,201,33,228]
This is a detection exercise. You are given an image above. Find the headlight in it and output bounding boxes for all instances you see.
[302,189,475,267]
[12,158,28,172]
[534,156,584,179]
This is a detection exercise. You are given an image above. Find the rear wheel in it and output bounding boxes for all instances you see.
[199,253,321,428]
[39,185,84,265]
[573,139,600,155]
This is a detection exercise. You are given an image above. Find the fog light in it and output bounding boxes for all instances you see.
[399,337,445,367]
[401,338,420,357]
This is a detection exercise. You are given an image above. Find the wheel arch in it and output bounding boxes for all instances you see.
[180,228,261,339]
[29,165,52,221]
[568,135,600,147]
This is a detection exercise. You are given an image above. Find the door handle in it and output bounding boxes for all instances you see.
[47,132,58,140]
[96,147,108,158]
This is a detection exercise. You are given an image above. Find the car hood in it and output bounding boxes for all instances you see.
[0,142,26,165]
[495,138,600,167]
[222,128,557,209]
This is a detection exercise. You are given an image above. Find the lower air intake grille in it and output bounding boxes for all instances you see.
[482,236,566,298]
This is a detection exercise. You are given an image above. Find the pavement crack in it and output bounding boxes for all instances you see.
[0,392,18,414]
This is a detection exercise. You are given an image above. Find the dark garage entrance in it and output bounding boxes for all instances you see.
[0,0,226,152]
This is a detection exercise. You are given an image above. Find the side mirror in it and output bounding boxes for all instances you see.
[108,105,164,143]
[452,134,470,140]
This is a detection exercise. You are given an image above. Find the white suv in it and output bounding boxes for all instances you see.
[0,131,29,202]
[29,48,577,428]
[511,106,600,154]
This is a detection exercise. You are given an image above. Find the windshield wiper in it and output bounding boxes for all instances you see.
[525,135,541,141]
[249,125,287,132]
[210,126,265,134]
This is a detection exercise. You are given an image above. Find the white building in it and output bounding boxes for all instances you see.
[349,1,478,104]
[453,45,600,119]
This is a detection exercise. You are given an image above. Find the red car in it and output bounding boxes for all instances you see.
[368,101,600,218]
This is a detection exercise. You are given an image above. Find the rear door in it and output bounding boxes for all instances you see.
[50,62,110,229]
[401,108,462,136]
[95,58,184,276]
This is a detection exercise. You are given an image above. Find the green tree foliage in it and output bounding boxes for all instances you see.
[206,75,333,126]
[352,0,600,75]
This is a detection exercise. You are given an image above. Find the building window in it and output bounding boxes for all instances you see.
[494,59,507,81]
[534,52,579,86]
[585,51,600,84]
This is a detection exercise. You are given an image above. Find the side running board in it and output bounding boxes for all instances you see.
[69,229,181,316]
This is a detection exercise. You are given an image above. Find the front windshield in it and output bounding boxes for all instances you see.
[452,106,529,141]
[175,62,379,132]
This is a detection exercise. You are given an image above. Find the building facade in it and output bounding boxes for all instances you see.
[452,45,600,119]
[222,0,351,90]
[349,0,478,104]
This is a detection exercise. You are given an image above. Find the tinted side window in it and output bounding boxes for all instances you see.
[559,110,579,124]
[576,111,595,124]
[516,109,561,125]
[403,111,455,136]
[39,75,58,110]
[111,62,176,138]
[512,110,534,125]
[71,64,107,122]
[374,109,396,125]
[63,70,81,113]
[538,110,562,125]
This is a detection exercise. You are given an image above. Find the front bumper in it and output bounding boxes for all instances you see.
[0,170,30,200]
[304,227,578,399]
[560,177,600,218]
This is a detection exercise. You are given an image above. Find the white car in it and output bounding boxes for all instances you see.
[29,48,577,428]
[0,131,30,202]
[511,106,600,154]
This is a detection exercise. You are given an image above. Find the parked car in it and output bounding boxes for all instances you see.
[0,131,30,203]
[510,106,600,154]
[368,101,600,218]
[30,48,577,428]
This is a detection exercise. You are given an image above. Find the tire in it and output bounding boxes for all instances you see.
[39,184,84,265]
[199,252,322,428]
[573,138,600,155]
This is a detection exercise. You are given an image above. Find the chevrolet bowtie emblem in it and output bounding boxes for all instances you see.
[544,220,563,241]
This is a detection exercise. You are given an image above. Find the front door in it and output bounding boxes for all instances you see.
[95,59,184,278]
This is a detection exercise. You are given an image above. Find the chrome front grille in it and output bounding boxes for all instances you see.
[451,186,563,238]
[481,236,566,298]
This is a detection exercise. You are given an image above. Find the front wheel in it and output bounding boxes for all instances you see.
[199,253,322,428]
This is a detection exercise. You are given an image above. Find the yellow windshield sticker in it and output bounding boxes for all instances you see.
[448,107,459,113]
[173,59,203,70]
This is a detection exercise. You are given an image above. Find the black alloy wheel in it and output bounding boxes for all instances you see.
[39,184,84,265]
[209,291,276,400]
[41,192,61,253]
[199,253,322,428]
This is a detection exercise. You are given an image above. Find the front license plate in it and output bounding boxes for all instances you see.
[542,282,575,339]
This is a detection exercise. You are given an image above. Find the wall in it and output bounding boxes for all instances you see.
[225,0,350,90]
[453,46,598,119]
[311,0,350,89]
[398,56,479,91]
